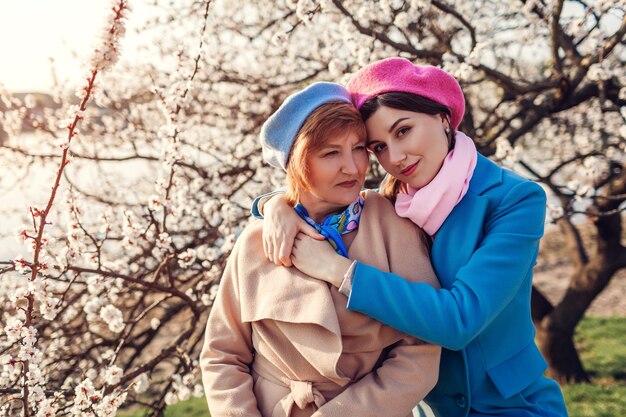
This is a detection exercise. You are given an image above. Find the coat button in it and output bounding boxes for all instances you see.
[455,394,467,408]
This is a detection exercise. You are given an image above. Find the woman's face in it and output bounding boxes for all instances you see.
[305,131,368,212]
[365,106,450,189]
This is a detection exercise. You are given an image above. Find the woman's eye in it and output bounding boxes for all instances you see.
[397,127,410,137]
[353,145,366,152]
[369,143,386,154]
[323,150,338,157]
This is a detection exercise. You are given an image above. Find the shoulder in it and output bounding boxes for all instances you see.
[360,190,431,255]
[498,169,546,208]
[238,219,264,242]
[473,155,546,204]
[229,220,265,264]
[360,189,395,216]
[361,189,413,227]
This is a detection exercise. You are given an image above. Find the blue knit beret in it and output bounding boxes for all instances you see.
[260,82,352,170]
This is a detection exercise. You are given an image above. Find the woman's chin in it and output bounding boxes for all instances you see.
[338,190,362,204]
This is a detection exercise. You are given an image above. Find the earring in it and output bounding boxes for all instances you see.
[444,127,450,135]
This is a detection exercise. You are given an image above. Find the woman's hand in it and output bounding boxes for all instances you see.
[263,195,324,266]
[292,233,353,287]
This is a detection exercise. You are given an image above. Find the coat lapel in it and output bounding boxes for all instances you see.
[237,249,347,382]
[239,263,342,338]
[432,194,487,287]
[431,155,502,287]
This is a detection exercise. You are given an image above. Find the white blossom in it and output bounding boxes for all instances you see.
[104,365,123,385]
[13,255,29,273]
[133,373,150,394]
[36,398,59,417]
[4,317,24,344]
[99,304,125,333]
[193,383,205,398]
[178,248,197,268]
[90,0,130,73]
[72,378,99,413]
[35,398,58,417]
[164,391,178,405]
[150,318,161,330]
[21,326,37,346]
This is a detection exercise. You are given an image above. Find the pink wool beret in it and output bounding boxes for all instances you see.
[347,57,465,129]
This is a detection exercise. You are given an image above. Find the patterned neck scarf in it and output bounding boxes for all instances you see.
[294,195,365,257]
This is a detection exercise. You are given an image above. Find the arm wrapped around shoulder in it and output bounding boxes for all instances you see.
[348,180,547,350]
[352,190,439,290]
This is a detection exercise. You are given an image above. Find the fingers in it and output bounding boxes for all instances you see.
[272,234,282,266]
[263,229,282,266]
[266,236,275,264]
[263,221,316,267]
[278,237,293,267]
[298,222,324,240]
[291,234,302,261]
[277,228,299,267]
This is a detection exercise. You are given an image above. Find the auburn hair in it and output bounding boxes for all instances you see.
[285,101,366,205]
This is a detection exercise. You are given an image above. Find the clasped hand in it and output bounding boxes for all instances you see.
[292,233,351,287]
[262,195,352,287]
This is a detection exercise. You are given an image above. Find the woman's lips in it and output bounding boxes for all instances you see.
[337,180,358,188]
[401,161,419,176]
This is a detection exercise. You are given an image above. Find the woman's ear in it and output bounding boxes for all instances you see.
[441,114,451,134]
[441,114,455,151]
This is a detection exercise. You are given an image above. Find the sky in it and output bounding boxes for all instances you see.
[0,1,115,259]
[0,0,113,93]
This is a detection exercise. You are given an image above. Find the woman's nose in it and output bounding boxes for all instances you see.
[341,154,359,174]
[388,144,406,165]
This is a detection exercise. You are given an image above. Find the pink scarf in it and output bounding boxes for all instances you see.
[395,131,477,236]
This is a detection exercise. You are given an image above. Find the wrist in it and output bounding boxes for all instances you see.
[328,257,353,288]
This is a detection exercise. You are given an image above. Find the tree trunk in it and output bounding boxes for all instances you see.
[535,256,621,382]
[535,313,589,383]
[532,193,626,382]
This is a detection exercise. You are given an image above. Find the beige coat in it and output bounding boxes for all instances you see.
[200,191,440,417]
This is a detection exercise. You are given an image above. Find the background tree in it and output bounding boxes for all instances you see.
[0,0,624,415]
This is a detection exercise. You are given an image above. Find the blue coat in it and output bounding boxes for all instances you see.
[348,155,568,417]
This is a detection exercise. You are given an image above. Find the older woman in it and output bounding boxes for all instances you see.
[200,82,440,417]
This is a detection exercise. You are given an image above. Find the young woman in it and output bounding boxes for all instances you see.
[200,81,441,417]
[254,59,569,417]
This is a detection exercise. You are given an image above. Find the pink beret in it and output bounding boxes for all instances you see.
[347,57,465,129]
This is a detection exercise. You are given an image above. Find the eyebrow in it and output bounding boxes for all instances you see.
[388,117,409,133]
[321,139,366,149]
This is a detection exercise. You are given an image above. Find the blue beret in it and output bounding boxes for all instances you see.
[260,82,352,170]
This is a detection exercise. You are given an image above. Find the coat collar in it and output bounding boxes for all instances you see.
[431,155,499,284]
[468,154,502,196]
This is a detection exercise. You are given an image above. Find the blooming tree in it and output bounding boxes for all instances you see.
[0,1,625,415]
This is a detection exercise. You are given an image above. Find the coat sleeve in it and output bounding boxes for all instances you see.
[347,181,546,350]
[199,238,263,417]
[250,188,287,219]
[311,338,440,417]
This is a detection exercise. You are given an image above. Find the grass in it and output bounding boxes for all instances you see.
[117,396,209,417]
[565,316,626,417]
[118,316,626,417]
[574,317,626,381]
